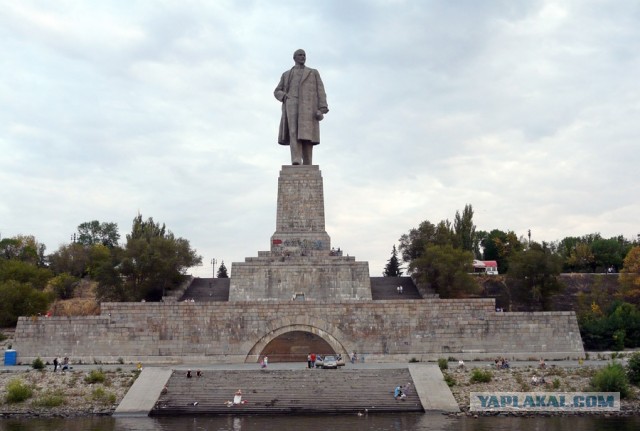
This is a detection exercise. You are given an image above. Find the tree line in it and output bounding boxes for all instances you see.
[0,215,216,326]
[381,204,640,350]
[383,204,640,309]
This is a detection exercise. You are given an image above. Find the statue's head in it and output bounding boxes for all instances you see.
[293,49,306,65]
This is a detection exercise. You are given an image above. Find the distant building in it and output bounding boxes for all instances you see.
[473,260,498,275]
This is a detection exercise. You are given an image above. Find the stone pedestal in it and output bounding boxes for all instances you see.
[270,165,331,255]
[229,165,371,301]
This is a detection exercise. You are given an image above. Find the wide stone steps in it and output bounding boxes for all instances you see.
[151,368,423,415]
[179,278,230,302]
[370,277,422,300]
[181,277,426,302]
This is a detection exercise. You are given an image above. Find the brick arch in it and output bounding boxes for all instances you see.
[245,317,349,363]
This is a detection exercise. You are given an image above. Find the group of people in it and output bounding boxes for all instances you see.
[393,382,412,400]
[52,357,70,372]
[494,357,511,369]
[186,369,203,378]
[307,353,319,368]
[531,375,547,386]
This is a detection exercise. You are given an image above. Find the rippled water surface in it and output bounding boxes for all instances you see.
[1,414,640,431]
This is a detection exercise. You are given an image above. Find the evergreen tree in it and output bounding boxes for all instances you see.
[383,245,403,277]
[217,261,229,278]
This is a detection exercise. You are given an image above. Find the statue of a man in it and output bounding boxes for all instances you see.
[274,49,329,165]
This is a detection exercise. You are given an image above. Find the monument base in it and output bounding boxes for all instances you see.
[230,254,371,301]
[230,165,371,301]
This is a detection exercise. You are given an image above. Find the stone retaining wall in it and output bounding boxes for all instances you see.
[13,298,584,363]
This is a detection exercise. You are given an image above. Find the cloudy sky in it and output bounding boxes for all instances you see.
[1,0,639,278]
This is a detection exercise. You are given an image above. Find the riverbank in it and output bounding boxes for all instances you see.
[0,368,135,418]
[1,362,639,418]
[443,363,640,416]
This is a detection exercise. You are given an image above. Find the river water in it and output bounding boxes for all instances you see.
[1,414,639,431]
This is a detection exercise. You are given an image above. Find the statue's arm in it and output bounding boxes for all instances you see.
[315,70,329,114]
[274,72,287,102]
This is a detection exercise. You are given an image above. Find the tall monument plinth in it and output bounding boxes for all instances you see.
[229,165,372,301]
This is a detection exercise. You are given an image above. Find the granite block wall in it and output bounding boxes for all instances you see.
[13,298,584,364]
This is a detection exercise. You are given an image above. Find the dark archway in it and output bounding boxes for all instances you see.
[259,330,335,362]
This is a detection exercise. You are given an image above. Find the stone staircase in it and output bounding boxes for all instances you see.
[181,277,428,302]
[151,368,423,415]
[179,278,230,302]
[370,277,423,300]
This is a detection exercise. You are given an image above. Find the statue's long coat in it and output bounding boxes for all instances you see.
[274,67,328,145]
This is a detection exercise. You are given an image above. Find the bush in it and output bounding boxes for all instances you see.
[437,358,448,370]
[443,373,456,387]
[5,379,33,403]
[91,387,116,404]
[31,357,45,370]
[552,378,561,389]
[32,390,66,407]
[470,368,493,383]
[627,352,640,385]
[590,362,630,398]
[84,368,106,384]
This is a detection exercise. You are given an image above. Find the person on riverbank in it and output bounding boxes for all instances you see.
[53,357,59,372]
[307,353,312,368]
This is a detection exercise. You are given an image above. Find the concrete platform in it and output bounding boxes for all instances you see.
[113,367,173,417]
[409,363,459,412]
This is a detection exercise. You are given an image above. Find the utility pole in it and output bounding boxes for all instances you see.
[211,258,217,278]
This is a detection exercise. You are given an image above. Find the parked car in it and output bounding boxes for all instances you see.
[321,355,338,369]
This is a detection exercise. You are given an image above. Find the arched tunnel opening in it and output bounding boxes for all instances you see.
[258,330,335,362]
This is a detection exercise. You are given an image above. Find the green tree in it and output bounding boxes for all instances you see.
[383,245,403,277]
[620,246,640,303]
[0,280,52,326]
[453,204,476,252]
[566,242,595,273]
[399,220,438,263]
[591,237,631,273]
[506,242,563,310]
[118,214,202,301]
[481,230,522,274]
[399,219,455,267]
[47,242,91,278]
[217,261,229,278]
[409,244,477,298]
[0,235,47,266]
[93,246,126,302]
[0,259,53,290]
[49,273,79,300]
[77,221,120,248]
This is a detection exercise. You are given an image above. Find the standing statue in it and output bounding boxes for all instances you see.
[274,49,329,165]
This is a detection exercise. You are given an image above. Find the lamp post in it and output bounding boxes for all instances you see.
[211,258,217,278]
